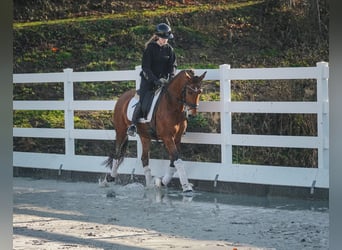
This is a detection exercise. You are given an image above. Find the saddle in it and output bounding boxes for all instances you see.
[127,87,163,123]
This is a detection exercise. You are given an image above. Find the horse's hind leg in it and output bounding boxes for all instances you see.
[99,129,128,186]
[100,89,134,187]
[111,135,128,179]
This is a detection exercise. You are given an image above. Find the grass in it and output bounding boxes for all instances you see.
[13,1,263,28]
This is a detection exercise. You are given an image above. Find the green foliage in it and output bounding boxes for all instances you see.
[13,110,64,128]
[233,146,318,168]
[73,81,135,100]
[13,137,65,154]
[14,83,64,100]
[187,113,220,133]
[176,25,215,47]
[74,111,113,129]
[187,114,209,132]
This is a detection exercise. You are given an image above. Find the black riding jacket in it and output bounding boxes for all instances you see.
[135,41,177,119]
[140,41,177,90]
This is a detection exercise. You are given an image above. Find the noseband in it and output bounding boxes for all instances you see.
[181,84,202,110]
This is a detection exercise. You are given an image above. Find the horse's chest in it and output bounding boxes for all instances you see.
[173,119,187,133]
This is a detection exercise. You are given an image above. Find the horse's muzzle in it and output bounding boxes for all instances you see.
[187,108,197,117]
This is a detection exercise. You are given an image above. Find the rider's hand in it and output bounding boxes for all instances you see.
[154,78,168,88]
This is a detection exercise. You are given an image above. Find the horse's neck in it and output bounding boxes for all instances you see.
[167,73,186,96]
[162,74,186,111]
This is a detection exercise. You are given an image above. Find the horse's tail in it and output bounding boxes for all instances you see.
[102,152,115,169]
[102,138,128,169]
[102,141,117,169]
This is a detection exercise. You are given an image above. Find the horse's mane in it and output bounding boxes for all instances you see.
[167,69,195,87]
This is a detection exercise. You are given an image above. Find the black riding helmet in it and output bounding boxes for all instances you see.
[155,23,174,39]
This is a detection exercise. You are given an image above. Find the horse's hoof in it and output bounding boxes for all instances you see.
[183,189,193,193]
[182,189,193,197]
[154,177,162,188]
[182,183,194,196]
[98,178,109,188]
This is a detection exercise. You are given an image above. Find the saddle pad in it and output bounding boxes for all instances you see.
[127,88,162,123]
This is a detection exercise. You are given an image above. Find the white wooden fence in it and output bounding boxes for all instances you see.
[13,62,329,189]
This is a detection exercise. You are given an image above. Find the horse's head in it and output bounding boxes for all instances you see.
[182,70,207,116]
[166,69,207,116]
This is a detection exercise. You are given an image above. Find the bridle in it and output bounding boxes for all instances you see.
[164,77,202,109]
[164,71,203,114]
[180,83,202,110]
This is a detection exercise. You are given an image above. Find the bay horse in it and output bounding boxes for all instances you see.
[100,69,207,193]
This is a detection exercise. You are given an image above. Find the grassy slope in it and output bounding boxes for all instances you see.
[13,0,328,73]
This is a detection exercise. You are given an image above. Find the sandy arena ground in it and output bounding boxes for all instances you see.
[13,177,328,250]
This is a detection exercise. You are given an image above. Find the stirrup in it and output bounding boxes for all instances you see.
[127,124,137,137]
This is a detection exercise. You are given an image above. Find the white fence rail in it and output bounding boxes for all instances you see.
[13,62,329,188]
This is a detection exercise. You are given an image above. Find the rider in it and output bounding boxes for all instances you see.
[127,23,177,136]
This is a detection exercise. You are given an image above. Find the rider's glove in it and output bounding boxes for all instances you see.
[154,78,168,88]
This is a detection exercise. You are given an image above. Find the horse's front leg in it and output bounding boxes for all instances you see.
[158,136,182,188]
[140,137,153,188]
[163,137,193,193]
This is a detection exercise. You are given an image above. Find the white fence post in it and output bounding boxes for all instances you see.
[135,66,142,166]
[63,68,75,158]
[316,62,329,169]
[135,65,142,90]
[219,64,232,167]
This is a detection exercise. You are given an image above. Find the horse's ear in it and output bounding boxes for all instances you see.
[185,71,192,80]
[199,71,207,81]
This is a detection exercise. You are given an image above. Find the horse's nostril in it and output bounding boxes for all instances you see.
[188,110,197,117]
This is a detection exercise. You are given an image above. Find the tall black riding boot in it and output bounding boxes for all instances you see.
[127,102,141,137]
